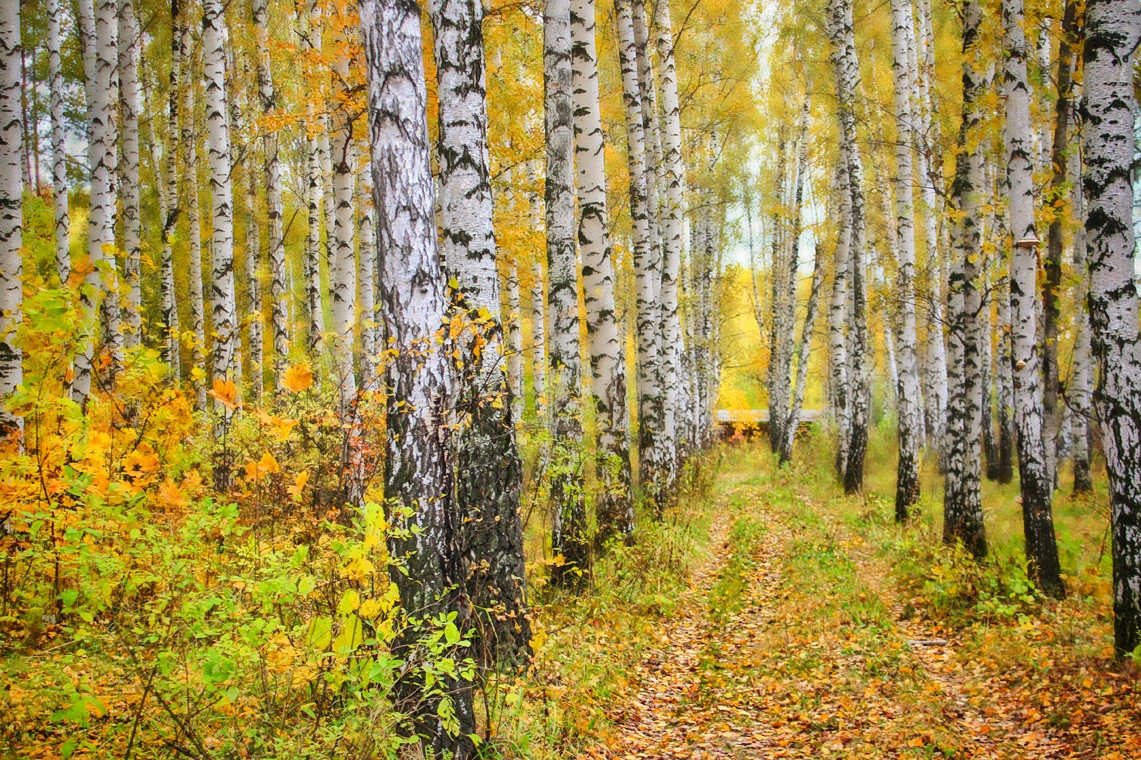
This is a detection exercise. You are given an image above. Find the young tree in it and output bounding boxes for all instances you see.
[1081,0,1141,658]
[943,0,987,559]
[530,257,546,418]
[358,175,379,392]
[0,0,21,434]
[429,0,531,665]
[159,0,182,376]
[360,0,475,747]
[178,16,207,410]
[545,0,588,583]
[827,160,851,474]
[572,0,632,543]
[1002,0,1064,597]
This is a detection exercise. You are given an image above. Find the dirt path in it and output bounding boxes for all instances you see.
[586,458,1083,759]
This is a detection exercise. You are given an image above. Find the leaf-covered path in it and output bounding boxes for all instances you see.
[585,450,1129,759]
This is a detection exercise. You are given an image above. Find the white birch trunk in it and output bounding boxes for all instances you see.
[530,257,546,418]
[0,0,22,433]
[828,160,851,473]
[159,5,180,377]
[943,0,987,558]
[829,0,871,494]
[360,0,475,740]
[72,0,121,404]
[358,174,379,392]
[203,0,237,420]
[253,0,288,392]
[654,0,685,475]
[545,0,588,582]
[244,179,263,399]
[1081,0,1141,657]
[572,0,632,541]
[329,74,357,405]
[1068,142,1092,494]
[430,0,530,662]
[888,0,923,517]
[118,0,142,347]
[1003,0,1064,596]
[47,0,68,285]
[616,0,666,504]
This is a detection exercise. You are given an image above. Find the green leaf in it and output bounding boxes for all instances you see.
[61,740,77,760]
[443,621,461,646]
[306,616,333,650]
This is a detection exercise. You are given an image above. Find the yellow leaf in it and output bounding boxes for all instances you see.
[287,470,310,500]
[283,363,314,392]
[210,378,239,409]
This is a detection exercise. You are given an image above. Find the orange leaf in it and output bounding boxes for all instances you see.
[283,364,314,393]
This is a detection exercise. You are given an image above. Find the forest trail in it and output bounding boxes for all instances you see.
[586,452,1074,759]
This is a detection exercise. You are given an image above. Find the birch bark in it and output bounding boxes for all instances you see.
[889,0,923,517]
[253,0,289,392]
[361,0,476,744]
[118,0,142,347]
[1004,0,1064,597]
[1081,0,1141,657]
[0,0,21,434]
[545,0,588,583]
[943,0,987,558]
[572,0,632,543]
[430,0,531,663]
[47,0,68,285]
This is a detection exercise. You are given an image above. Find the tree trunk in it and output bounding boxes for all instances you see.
[118,0,142,348]
[828,160,851,474]
[780,242,825,464]
[1003,0,1064,597]
[616,0,666,507]
[72,0,121,405]
[505,260,524,422]
[995,273,1015,483]
[329,74,357,409]
[888,0,923,518]
[1081,0,1141,658]
[530,257,546,419]
[828,0,870,493]
[47,0,68,285]
[204,0,237,470]
[0,0,22,435]
[304,121,325,354]
[545,0,588,584]
[943,0,987,559]
[571,0,632,545]
[430,0,531,666]
[653,0,685,479]
[1068,136,1092,495]
[358,175,379,392]
[361,0,476,746]
[244,179,263,400]
[178,17,207,410]
[253,0,288,393]
[914,0,947,456]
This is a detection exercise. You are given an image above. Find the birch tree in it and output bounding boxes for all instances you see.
[828,0,870,493]
[572,0,632,542]
[253,0,289,391]
[1069,143,1092,494]
[0,0,21,434]
[828,160,851,473]
[358,175,379,392]
[47,0,68,285]
[203,0,238,445]
[178,16,207,410]
[616,0,666,504]
[118,0,142,347]
[361,0,475,745]
[653,0,686,476]
[780,242,825,464]
[1003,0,1064,597]
[943,0,987,558]
[1081,0,1141,658]
[545,0,588,584]
[159,0,181,376]
[888,0,923,518]
[430,0,531,664]
[72,0,120,405]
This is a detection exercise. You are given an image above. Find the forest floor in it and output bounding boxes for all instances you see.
[570,443,1140,760]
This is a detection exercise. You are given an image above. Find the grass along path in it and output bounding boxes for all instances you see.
[582,444,1138,759]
